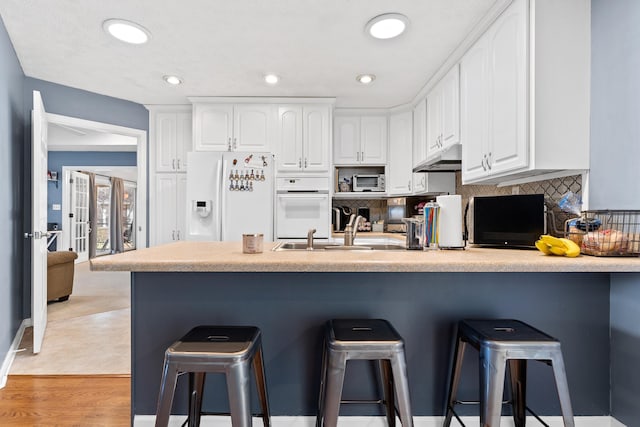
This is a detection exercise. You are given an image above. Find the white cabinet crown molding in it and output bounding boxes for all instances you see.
[188,96,336,105]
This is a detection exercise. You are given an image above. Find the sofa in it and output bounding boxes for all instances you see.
[47,251,78,302]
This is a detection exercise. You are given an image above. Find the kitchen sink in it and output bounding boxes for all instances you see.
[273,242,406,251]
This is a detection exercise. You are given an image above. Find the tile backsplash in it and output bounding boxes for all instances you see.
[455,172,582,235]
[332,173,582,236]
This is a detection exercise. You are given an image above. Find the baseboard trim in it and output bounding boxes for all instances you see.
[0,319,30,389]
[133,415,625,427]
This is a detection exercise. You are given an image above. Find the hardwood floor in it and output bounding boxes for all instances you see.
[0,375,130,426]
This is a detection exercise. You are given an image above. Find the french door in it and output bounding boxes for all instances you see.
[69,171,90,262]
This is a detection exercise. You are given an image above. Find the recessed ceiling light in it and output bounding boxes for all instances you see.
[365,13,409,40]
[264,74,279,85]
[356,74,376,84]
[103,19,151,44]
[163,75,183,85]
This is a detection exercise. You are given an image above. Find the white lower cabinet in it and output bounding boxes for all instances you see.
[151,174,187,246]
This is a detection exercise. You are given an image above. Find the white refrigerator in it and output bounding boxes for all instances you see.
[186,151,274,241]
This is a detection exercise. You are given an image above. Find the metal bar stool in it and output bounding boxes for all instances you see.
[155,325,270,427]
[443,319,574,427]
[316,319,414,427]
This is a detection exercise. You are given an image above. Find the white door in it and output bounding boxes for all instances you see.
[194,104,233,151]
[222,153,274,242]
[333,116,360,164]
[30,90,48,354]
[155,112,177,172]
[360,116,387,164]
[487,0,528,175]
[154,174,179,245]
[275,193,330,239]
[176,174,188,241]
[388,111,413,195]
[303,105,330,172]
[461,34,490,182]
[441,64,460,150]
[277,105,303,172]
[426,88,442,159]
[175,112,192,171]
[69,171,90,262]
[234,104,273,151]
[412,98,427,167]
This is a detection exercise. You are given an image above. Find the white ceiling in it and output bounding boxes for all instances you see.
[49,123,138,151]
[0,0,495,108]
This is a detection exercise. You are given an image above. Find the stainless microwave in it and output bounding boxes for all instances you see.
[352,174,385,192]
[468,194,546,248]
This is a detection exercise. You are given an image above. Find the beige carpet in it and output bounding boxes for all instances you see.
[10,261,131,375]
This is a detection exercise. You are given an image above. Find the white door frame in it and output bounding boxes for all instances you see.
[47,113,148,249]
[61,166,137,256]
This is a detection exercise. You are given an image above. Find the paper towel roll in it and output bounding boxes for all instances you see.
[436,195,464,248]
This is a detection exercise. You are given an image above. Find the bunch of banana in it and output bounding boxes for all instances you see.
[535,235,581,257]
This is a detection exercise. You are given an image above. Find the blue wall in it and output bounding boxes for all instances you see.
[590,0,640,210]
[133,272,611,416]
[591,1,640,424]
[0,15,25,378]
[22,79,148,317]
[47,151,137,226]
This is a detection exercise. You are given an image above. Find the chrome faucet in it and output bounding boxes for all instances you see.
[306,228,316,250]
[343,215,363,246]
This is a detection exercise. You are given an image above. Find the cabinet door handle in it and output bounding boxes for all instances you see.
[487,152,492,170]
[172,230,176,240]
[228,137,232,151]
[172,159,176,170]
[176,159,181,170]
[298,158,302,168]
[304,158,308,168]
[177,230,180,240]
[356,151,360,162]
[481,155,487,171]
[408,180,411,191]
[233,137,237,150]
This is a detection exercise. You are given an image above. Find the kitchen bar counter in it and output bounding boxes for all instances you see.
[90,240,640,273]
[96,242,640,425]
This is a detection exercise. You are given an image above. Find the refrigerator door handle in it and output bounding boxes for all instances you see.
[219,158,225,241]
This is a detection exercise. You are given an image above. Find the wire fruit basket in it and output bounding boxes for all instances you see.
[564,210,640,257]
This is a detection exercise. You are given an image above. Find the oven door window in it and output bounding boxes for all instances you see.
[356,176,378,188]
[276,194,330,239]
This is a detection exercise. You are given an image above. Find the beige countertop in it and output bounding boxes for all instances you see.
[90,241,640,273]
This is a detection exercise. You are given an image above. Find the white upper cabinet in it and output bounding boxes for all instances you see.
[412,98,427,168]
[388,111,413,195]
[193,103,275,152]
[360,116,387,164]
[152,109,192,173]
[276,104,331,173]
[426,64,460,161]
[333,116,360,164]
[303,105,331,172]
[461,0,590,184]
[334,115,387,165]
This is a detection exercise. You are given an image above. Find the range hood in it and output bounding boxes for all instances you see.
[412,144,462,172]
